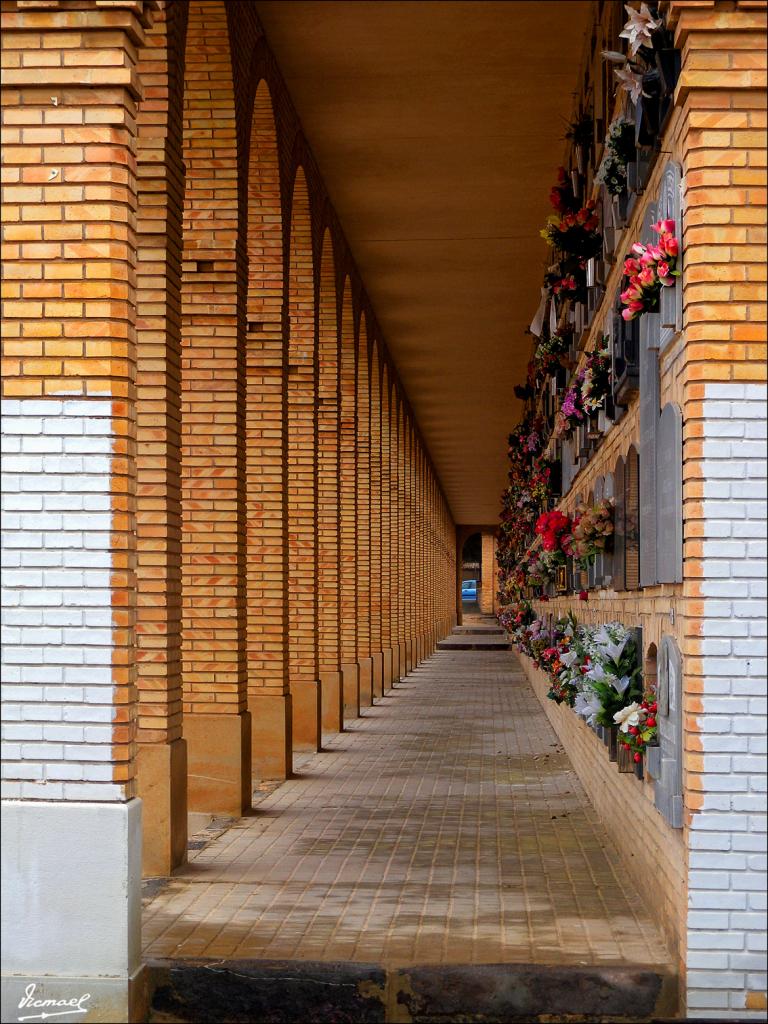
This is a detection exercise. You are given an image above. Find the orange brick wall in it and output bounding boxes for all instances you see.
[1,0,458,864]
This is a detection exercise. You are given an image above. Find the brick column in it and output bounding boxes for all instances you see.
[134,0,188,878]
[246,81,291,779]
[1,2,147,1017]
[380,365,394,687]
[339,283,359,716]
[395,400,408,678]
[317,233,342,733]
[405,418,416,670]
[669,2,768,1017]
[355,321,373,706]
[479,532,495,614]
[286,169,320,752]
[369,343,384,696]
[180,0,250,815]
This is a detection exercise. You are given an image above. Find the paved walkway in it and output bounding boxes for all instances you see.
[142,647,669,968]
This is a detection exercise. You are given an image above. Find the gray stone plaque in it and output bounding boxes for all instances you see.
[656,402,683,583]
[613,455,625,590]
[657,161,683,350]
[654,635,684,828]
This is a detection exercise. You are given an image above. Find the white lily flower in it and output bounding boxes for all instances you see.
[575,691,602,726]
[560,649,580,667]
[614,66,645,104]
[620,3,662,56]
[613,701,647,732]
[612,675,632,696]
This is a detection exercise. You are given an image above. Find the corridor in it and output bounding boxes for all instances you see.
[143,645,668,969]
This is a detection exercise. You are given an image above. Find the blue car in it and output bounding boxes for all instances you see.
[461,579,478,601]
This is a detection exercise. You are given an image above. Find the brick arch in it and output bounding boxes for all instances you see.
[180,0,250,814]
[244,77,290,777]
[286,166,319,751]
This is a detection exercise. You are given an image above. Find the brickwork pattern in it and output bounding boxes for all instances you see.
[143,647,670,968]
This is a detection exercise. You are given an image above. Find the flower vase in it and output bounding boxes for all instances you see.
[634,757,644,781]
[613,190,629,227]
[608,725,618,762]
[645,744,661,779]
[617,742,635,773]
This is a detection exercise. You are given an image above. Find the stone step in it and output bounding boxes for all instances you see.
[450,622,505,630]
[438,634,509,650]
[148,957,678,1023]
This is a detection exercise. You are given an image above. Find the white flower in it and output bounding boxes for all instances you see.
[613,701,647,732]
[614,66,645,104]
[613,675,633,696]
[560,649,580,667]
[593,626,629,663]
[619,3,662,56]
[575,691,602,726]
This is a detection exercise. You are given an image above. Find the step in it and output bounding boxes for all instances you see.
[438,634,510,650]
[454,622,507,630]
[147,957,678,1022]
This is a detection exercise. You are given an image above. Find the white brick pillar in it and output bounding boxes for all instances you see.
[1,401,144,1022]
[686,383,768,1018]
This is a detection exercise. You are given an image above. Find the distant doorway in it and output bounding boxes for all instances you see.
[461,532,482,615]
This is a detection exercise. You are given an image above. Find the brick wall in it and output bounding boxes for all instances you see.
[522,1,767,1017]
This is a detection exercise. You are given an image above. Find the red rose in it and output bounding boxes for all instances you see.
[628,726,638,735]
[646,717,656,727]
[633,753,642,763]
[578,590,588,601]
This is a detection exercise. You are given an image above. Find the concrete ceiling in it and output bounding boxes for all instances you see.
[256,0,590,524]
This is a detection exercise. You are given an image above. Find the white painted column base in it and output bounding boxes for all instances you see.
[1,799,145,1023]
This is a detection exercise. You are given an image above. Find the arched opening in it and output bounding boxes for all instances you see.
[286,167,318,752]
[461,533,482,612]
[180,0,250,816]
[317,229,342,731]
[245,78,289,780]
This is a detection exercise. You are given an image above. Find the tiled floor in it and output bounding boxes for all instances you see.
[142,646,670,968]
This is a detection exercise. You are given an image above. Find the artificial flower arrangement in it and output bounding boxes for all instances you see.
[496,413,560,599]
[595,116,636,196]
[603,4,680,149]
[620,218,680,321]
[534,329,572,376]
[500,610,646,745]
[580,339,612,415]
[549,166,581,215]
[535,509,573,556]
[569,498,615,570]
[573,622,643,730]
[540,200,602,260]
[617,695,658,763]
[553,378,586,440]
